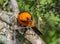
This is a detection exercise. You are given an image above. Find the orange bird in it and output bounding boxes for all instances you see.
[17,11,42,35]
[17,11,34,27]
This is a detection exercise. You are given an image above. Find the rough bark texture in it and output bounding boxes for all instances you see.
[0,16,14,44]
[25,29,46,44]
[10,0,19,18]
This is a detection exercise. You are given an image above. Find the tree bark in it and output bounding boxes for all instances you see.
[10,0,19,18]
[25,29,46,44]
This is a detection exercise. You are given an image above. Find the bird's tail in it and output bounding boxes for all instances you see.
[32,26,42,35]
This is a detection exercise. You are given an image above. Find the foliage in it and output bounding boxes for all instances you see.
[0,0,10,11]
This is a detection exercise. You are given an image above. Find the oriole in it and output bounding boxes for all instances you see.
[17,11,42,35]
[17,12,34,27]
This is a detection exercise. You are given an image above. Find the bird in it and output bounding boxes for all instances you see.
[17,11,42,35]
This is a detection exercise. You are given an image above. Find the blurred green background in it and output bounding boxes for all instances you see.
[0,0,60,44]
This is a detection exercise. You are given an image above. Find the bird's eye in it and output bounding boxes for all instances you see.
[31,17,32,20]
[27,18,29,20]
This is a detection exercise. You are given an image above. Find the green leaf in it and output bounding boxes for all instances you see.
[0,0,4,5]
